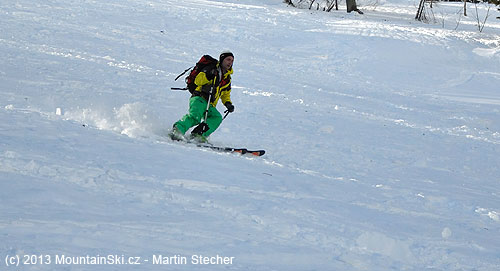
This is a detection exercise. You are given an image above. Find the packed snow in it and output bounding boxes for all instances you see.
[1,0,499,270]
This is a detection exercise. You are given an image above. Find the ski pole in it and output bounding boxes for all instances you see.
[191,88,213,136]
[222,110,230,120]
[174,66,193,81]
[203,83,214,123]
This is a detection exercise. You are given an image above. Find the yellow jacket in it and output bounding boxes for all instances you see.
[193,64,233,107]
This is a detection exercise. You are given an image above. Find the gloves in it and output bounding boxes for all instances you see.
[224,102,235,113]
[192,122,209,135]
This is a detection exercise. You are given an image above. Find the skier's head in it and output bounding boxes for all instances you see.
[219,50,234,71]
[219,50,234,63]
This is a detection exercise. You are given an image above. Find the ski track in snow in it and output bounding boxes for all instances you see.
[241,86,500,145]
[0,38,177,77]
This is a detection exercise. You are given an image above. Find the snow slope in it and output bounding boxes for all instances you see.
[1,0,499,270]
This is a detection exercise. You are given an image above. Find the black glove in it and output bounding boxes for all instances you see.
[192,122,209,135]
[224,102,234,113]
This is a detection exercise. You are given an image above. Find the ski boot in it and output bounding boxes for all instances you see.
[168,125,185,141]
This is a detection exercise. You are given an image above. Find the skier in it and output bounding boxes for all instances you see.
[169,50,235,142]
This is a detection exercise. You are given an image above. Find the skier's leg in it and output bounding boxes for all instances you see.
[203,106,222,137]
[174,96,207,134]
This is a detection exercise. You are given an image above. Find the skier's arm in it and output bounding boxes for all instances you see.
[220,84,232,105]
[194,72,213,93]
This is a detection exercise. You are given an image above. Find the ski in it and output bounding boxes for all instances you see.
[196,144,266,156]
[166,132,265,156]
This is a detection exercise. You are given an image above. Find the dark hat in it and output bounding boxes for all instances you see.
[219,50,234,63]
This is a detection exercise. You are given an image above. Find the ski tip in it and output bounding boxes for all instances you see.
[248,150,265,156]
[229,148,265,156]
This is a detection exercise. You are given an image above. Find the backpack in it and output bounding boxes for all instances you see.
[172,55,218,94]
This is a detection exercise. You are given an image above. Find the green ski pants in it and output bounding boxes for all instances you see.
[174,96,222,137]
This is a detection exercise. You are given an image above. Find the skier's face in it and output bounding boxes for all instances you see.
[221,56,234,71]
